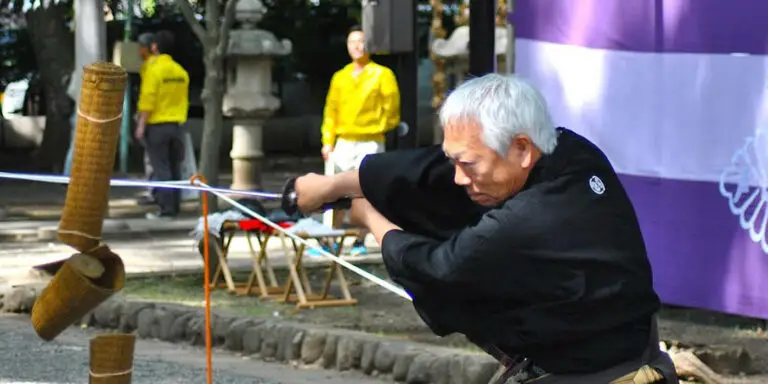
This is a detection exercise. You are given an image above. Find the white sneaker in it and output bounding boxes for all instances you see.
[145,212,175,221]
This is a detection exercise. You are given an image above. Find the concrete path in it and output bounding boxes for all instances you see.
[0,162,385,286]
[0,217,198,241]
[0,228,384,286]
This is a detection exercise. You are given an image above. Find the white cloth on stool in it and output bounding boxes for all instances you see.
[189,210,249,242]
[286,218,348,238]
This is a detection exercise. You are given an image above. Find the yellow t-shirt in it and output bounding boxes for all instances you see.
[137,54,190,125]
[321,61,401,146]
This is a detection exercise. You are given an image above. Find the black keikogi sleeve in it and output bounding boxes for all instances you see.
[357,145,487,240]
[378,209,510,337]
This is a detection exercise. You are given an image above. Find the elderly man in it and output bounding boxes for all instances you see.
[294,74,677,383]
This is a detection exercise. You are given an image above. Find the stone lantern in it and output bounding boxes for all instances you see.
[223,0,292,191]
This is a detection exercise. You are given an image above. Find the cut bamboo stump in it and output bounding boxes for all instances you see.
[89,333,136,383]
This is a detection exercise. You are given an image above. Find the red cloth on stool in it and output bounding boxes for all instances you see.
[237,219,294,234]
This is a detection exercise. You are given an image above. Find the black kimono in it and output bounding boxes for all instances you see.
[358,128,661,374]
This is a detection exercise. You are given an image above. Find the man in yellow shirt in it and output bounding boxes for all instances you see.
[136,30,190,220]
[136,32,159,205]
[320,25,401,255]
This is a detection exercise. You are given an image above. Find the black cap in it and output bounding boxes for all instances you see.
[137,32,155,48]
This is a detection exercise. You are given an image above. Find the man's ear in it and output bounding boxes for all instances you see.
[509,135,536,169]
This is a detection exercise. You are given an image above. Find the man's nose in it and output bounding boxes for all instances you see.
[454,165,471,186]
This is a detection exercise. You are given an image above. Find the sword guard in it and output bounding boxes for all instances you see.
[281,177,352,216]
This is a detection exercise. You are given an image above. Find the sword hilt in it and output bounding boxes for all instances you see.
[281,177,352,216]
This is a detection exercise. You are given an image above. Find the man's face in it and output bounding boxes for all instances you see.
[138,45,151,60]
[347,31,367,61]
[442,119,538,206]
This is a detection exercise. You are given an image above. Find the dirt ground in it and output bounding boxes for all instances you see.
[123,265,768,382]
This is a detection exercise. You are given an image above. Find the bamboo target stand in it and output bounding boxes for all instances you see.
[24,62,138,382]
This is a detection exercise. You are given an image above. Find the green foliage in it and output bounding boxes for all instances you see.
[260,0,360,84]
[0,0,457,103]
[140,0,157,17]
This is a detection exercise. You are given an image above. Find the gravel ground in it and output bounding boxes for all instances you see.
[0,314,387,384]
[123,267,768,381]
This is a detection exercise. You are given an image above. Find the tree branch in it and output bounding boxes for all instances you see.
[216,0,239,57]
[174,0,209,49]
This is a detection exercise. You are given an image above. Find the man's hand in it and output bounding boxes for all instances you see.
[321,145,334,161]
[294,173,335,213]
[349,198,401,245]
[135,111,150,142]
[135,124,145,141]
[348,197,375,227]
[294,170,365,213]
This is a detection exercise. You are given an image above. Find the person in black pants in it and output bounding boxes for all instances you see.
[135,30,190,220]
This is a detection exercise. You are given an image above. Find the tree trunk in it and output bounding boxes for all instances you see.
[26,3,75,172]
[198,52,225,211]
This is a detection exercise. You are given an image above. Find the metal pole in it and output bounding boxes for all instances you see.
[119,0,134,174]
[397,0,418,149]
[506,0,515,74]
[468,0,497,76]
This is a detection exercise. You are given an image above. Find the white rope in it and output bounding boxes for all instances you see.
[77,107,124,124]
[0,172,281,199]
[192,180,413,301]
[57,229,101,240]
[0,171,413,301]
[89,367,133,377]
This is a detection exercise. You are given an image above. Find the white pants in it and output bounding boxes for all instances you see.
[323,138,384,227]
[329,138,385,173]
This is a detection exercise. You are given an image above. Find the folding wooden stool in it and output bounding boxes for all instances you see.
[278,227,361,309]
[209,219,294,298]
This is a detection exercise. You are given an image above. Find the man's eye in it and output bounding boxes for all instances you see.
[460,161,475,168]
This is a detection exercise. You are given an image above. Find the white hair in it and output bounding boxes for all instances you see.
[438,73,558,155]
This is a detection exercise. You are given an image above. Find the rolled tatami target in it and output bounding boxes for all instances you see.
[31,246,125,341]
[58,62,127,252]
[89,333,136,384]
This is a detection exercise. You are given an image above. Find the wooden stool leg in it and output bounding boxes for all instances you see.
[335,234,355,301]
[209,233,234,291]
[282,242,309,305]
[216,233,237,293]
[247,232,272,297]
[209,240,223,289]
[335,261,354,301]
[322,235,356,301]
[245,232,269,295]
[281,238,301,299]
[290,233,358,309]
[320,235,346,300]
[264,233,281,287]
[298,241,316,296]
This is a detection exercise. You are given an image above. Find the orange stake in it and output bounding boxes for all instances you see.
[190,174,212,384]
